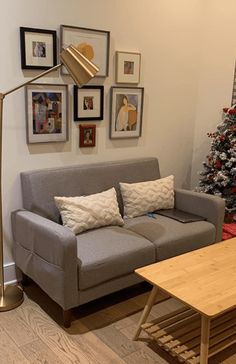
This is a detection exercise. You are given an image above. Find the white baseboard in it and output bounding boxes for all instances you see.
[3,262,21,285]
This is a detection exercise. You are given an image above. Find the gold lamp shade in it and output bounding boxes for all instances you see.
[60,45,99,87]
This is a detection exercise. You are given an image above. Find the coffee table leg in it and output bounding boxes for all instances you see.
[200,315,210,364]
[133,285,158,340]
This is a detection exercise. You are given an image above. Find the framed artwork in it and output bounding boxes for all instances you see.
[60,25,110,77]
[74,85,104,121]
[26,84,68,143]
[232,61,236,105]
[79,124,96,147]
[20,27,57,70]
[110,87,144,139]
[116,51,141,84]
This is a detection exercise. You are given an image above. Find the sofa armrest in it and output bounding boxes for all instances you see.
[174,189,225,242]
[11,209,78,310]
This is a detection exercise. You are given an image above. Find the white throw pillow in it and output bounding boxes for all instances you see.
[54,187,124,234]
[120,175,174,218]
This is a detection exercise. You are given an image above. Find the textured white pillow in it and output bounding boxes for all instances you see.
[120,175,174,218]
[54,187,124,234]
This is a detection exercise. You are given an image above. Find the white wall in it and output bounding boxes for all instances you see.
[1,0,202,269]
[191,0,236,188]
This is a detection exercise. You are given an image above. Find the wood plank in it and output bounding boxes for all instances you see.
[173,336,200,355]
[209,335,236,358]
[0,330,30,364]
[20,339,64,364]
[0,306,38,346]
[177,328,236,362]
[165,314,236,352]
[71,322,127,364]
[164,326,201,350]
[145,313,200,340]
[94,323,140,358]
[186,336,236,364]
[124,348,174,364]
[142,306,193,331]
[18,303,95,363]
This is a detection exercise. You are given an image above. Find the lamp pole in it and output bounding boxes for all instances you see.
[0,93,4,300]
[0,45,98,311]
[0,92,24,310]
[0,64,63,310]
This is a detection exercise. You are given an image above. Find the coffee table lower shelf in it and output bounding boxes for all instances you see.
[141,306,236,364]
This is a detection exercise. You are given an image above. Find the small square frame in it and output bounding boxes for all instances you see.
[61,25,110,77]
[79,124,96,147]
[26,83,68,143]
[116,51,141,84]
[74,85,104,121]
[20,27,57,70]
[110,86,144,139]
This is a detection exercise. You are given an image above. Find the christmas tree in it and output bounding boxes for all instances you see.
[197,105,236,222]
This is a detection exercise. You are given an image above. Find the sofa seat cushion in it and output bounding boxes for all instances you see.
[76,225,156,290]
[124,215,216,261]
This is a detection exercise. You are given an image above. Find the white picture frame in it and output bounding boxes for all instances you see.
[116,51,141,84]
[26,84,68,143]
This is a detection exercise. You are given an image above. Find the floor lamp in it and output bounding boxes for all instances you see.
[0,45,99,311]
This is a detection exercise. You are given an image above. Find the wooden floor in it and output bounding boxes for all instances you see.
[0,282,235,364]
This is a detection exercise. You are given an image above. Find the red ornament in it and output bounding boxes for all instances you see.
[223,107,229,113]
[231,187,236,193]
[228,109,236,115]
[215,160,222,169]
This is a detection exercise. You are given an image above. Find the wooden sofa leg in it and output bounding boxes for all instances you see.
[21,272,31,287]
[63,309,72,328]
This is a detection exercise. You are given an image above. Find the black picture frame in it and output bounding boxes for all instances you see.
[74,85,104,121]
[20,27,57,70]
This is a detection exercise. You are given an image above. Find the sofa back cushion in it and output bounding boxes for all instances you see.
[120,175,174,218]
[54,187,124,234]
[20,157,161,223]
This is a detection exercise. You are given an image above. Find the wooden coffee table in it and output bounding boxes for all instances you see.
[133,238,236,364]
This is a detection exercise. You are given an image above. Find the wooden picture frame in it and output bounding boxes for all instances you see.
[116,51,141,84]
[74,85,104,121]
[79,124,96,147]
[61,25,110,77]
[110,86,144,139]
[26,83,68,143]
[20,27,57,70]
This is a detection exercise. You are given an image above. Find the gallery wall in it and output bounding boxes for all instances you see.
[1,0,204,278]
[0,0,201,272]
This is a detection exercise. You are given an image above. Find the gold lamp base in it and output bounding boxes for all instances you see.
[0,284,24,311]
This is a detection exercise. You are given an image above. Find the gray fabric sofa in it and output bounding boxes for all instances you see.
[11,157,225,327]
